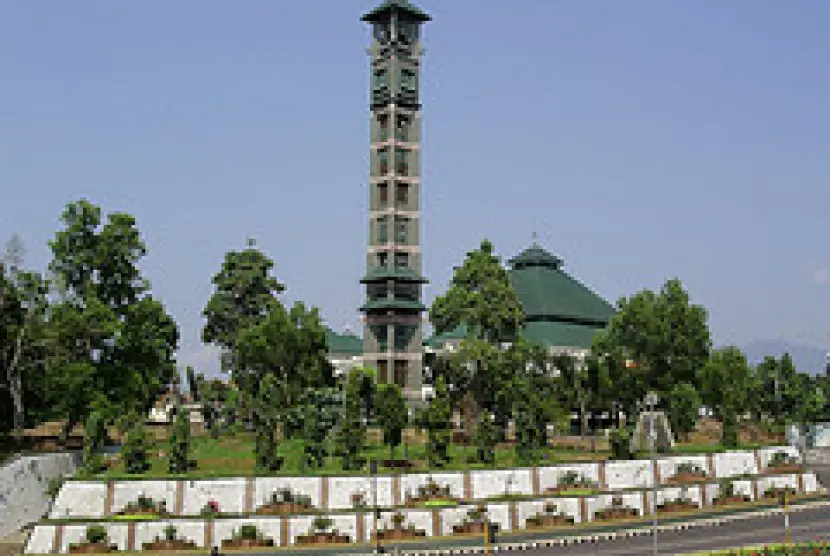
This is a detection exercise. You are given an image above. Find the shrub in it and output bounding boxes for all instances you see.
[609,427,633,460]
[312,517,333,532]
[84,525,108,545]
[163,525,177,542]
[236,525,259,541]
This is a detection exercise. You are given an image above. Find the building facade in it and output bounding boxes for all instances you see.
[359,1,431,406]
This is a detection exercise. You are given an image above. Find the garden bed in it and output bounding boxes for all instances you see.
[657,500,699,513]
[141,539,197,551]
[664,472,708,485]
[711,495,751,506]
[764,464,803,474]
[594,507,638,520]
[221,538,274,549]
[526,514,574,528]
[255,501,315,514]
[452,522,490,535]
[374,527,427,541]
[68,544,117,554]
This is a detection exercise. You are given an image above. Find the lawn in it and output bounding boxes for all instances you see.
[92,429,782,479]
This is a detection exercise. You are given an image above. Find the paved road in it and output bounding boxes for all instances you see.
[520,506,830,555]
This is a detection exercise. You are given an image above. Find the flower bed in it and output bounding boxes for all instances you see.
[665,462,708,485]
[374,513,427,541]
[69,526,117,554]
[526,502,575,529]
[142,525,197,551]
[656,498,699,513]
[594,496,638,520]
[405,478,459,507]
[117,494,169,517]
[221,525,275,549]
[295,517,350,545]
[544,471,599,495]
[257,488,315,514]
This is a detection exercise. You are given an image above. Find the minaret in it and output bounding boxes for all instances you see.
[360,0,430,406]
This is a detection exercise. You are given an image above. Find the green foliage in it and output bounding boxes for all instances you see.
[84,525,108,545]
[81,410,107,475]
[513,383,546,465]
[163,524,177,542]
[334,368,371,470]
[422,376,452,468]
[375,383,408,459]
[236,525,259,541]
[609,427,633,460]
[293,387,342,468]
[121,415,152,474]
[46,200,178,430]
[430,239,525,344]
[472,414,497,464]
[593,278,711,401]
[700,347,751,446]
[667,382,701,442]
[186,366,199,402]
[253,374,283,471]
[168,404,190,474]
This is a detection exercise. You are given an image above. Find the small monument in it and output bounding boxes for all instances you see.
[631,411,674,453]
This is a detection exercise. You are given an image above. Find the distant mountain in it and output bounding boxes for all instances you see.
[741,338,828,375]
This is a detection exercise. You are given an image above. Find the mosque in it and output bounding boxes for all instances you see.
[325,1,615,404]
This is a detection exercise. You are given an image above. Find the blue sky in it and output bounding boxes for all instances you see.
[1,1,828,376]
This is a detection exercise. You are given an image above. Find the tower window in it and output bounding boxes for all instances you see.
[377,114,389,142]
[395,325,415,351]
[378,183,389,206]
[400,69,416,91]
[372,325,389,352]
[394,360,408,387]
[378,148,389,175]
[377,359,389,383]
[395,115,410,142]
[377,216,388,244]
[395,217,408,244]
[395,183,409,205]
[395,148,408,175]
[395,253,409,269]
[377,252,388,269]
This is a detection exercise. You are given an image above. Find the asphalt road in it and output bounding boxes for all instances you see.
[522,506,830,555]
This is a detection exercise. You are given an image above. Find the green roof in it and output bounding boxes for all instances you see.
[360,267,428,284]
[325,328,363,356]
[425,323,469,348]
[521,320,604,350]
[508,244,614,326]
[361,0,431,23]
[360,299,426,312]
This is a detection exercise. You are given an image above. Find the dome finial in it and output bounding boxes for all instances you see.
[531,231,539,246]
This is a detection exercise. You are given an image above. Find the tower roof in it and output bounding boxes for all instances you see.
[508,243,614,326]
[361,0,431,23]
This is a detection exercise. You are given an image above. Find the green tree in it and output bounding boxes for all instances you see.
[253,374,284,471]
[335,368,372,471]
[202,239,285,374]
[46,200,178,435]
[667,382,701,442]
[422,376,452,468]
[186,366,199,402]
[81,409,107,475]
[375,383,408,460]
[295,387,341,468]
[120,414,152,474]
[594,278,711,398]
[699,347,751,447]
[168,403,190,474]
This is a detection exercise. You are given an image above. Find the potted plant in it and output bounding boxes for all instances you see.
[69,526,116,553]
[296,517,350,545]
[221,524,275,549]
[525,502,575,528]
[666,462,708,484]
[375,512,428,541]
[142,524,197,551]
[257,488,315,514]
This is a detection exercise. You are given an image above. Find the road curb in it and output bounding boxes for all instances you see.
[399,499,830,555]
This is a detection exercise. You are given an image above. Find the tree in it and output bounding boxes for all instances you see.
[594,278,711,398]
[253,374,284,471]
[375,383,408,460]
[46,200,178,434]
[699,347,751,447]
[335,368,372,470]
[168,403,190,474]
[81,409,107,475]
[295,387,341,469]
[120,414,152,474]
[667,382,701,442]
[186,366,199,402]
[422,376,452,468]
[202,239,285,374]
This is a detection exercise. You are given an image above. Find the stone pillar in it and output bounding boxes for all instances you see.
[463,471,473,502]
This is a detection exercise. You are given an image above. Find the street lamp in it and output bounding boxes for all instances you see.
[644,392,660,556]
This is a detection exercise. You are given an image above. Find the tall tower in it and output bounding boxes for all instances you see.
[360,0,430,406]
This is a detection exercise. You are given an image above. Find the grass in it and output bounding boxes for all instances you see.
[685,542,830,555]
[85,429,787,480]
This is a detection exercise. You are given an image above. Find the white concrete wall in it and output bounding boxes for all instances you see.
[24,525,55,555]
[49,481,107,519]
[213,518,281,547]
[399,472,465,504]
[604,460,653,490]
[469,469,533,500]
[713,451,758,478]
[181,479,245,515]
[536,463,600,492]
[327,476,373,510]
[758,446,800,469]
[111,480,177,514]
[656,455,709,481]
[253,477,321,510]
[134,519,205,549]
[0,452,81,538]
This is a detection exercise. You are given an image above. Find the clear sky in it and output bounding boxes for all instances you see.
[1,1,828,377]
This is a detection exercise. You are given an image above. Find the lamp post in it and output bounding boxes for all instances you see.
[644,392,660,556]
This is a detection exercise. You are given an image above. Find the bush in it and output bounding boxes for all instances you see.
[163,525,177,542]
[121,419,152,475]
[167,404,190,474]
[84,525,108,545]
[609,427,633,460]
[237,525,259,541]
